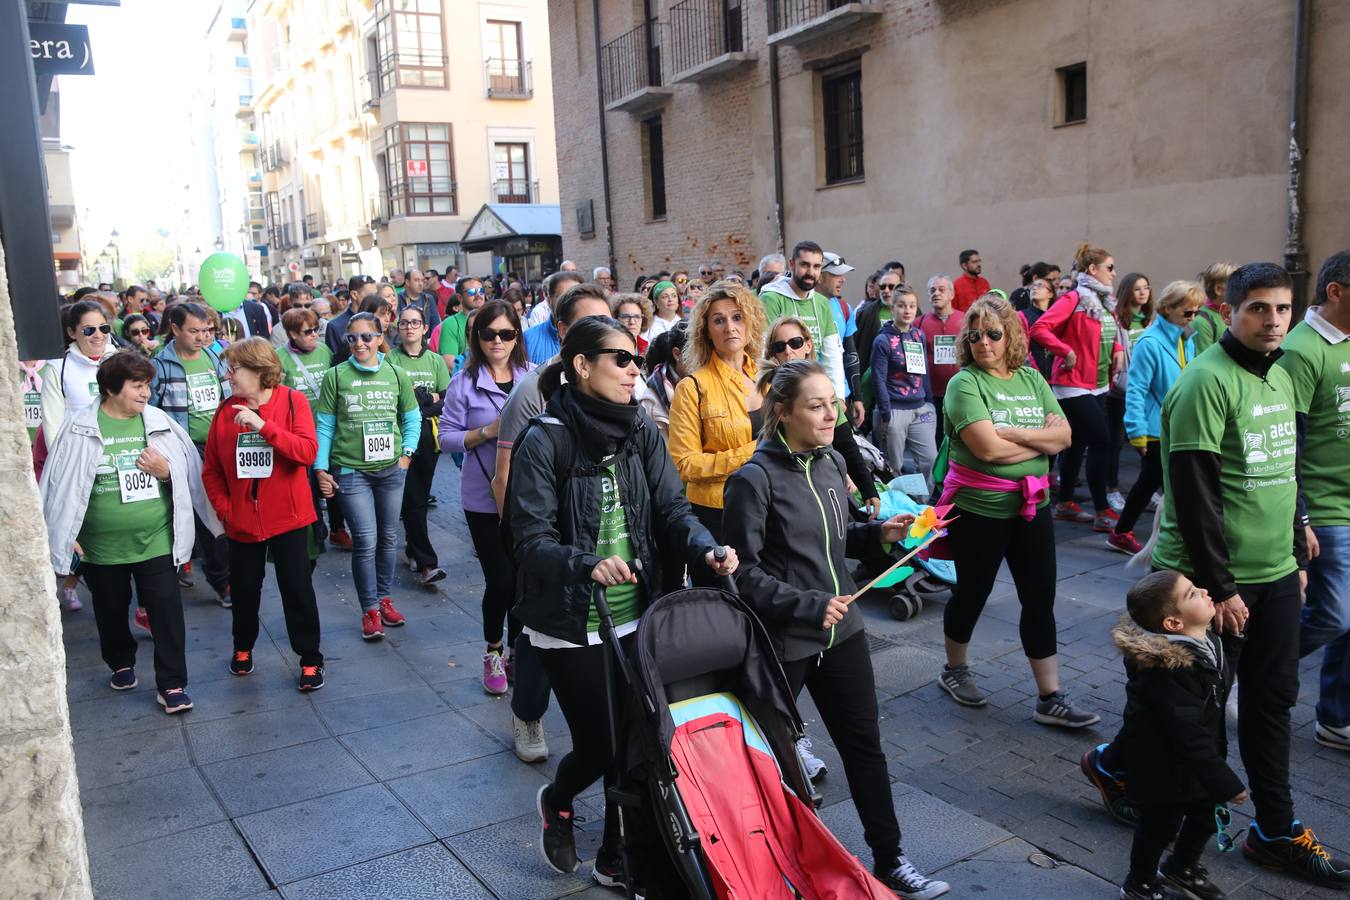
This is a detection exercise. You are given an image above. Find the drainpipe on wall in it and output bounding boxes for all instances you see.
[768,3,785,255]
[1284,0,1311,315]
[591,0,618,280]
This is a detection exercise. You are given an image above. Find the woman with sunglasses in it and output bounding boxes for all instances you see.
[271,289,323,347]
[1029,242,1125,533]
[1105,273,1156,515]
[667,284,767,552]
[509,315,736,886]
[388,305,451,586]
[122,314,159,357]
[277,305,344,551]
[439,300,531,694]
[1106,281,1204,556]
[314,312,420,640]
[936,296,1098,728]
[644,279,682,343]
[612,293,652,355]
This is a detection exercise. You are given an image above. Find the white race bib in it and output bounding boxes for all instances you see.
[186,371,221,412]
[116,454,159,503]
[902,340,927,374]
[23,392,41,429]
[362,419,396,462]
[933,335,958,366]
[235,432,274,479]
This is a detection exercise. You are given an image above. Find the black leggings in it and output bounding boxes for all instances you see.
[228,527,323,666]
[1105,394,1126,489]
[1115,441,1162,535]
[401,428,440,569]
[1129,802,1216,883]
[945,505,1058,660]
[1056,393,1110,512]
[465,509,520,646]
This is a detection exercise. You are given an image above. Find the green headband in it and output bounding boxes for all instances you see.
[650,280,677,300]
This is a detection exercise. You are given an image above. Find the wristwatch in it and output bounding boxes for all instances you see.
[402,448,416,459]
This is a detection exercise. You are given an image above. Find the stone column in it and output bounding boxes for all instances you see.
[0,243,93,897]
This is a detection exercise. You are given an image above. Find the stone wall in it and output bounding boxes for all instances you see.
[0,243,92,898]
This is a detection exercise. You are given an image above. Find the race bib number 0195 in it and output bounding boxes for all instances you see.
[186,371,221,412]
[236,432,274,479]
[116,454,159,503]
[362,419,396,462]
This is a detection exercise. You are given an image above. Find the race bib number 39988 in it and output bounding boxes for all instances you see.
[236,432,274,478]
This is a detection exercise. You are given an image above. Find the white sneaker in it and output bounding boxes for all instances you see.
[876,855,950,899]
[513,714,549,763]
[1107,491,1126,513]
[1315,721,1350,751]
[60,587,82,612]
[796,736,827,781]
[1147,492,1163,512]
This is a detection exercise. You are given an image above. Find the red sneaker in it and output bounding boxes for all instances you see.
[379,597,406,627]
[133,607,153,636]
[1106,531,1144,555]
[362,608,385,641]
[1054,501,1093,523]
[329,529,353,551]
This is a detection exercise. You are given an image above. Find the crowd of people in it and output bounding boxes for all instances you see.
[27,242,1350,900]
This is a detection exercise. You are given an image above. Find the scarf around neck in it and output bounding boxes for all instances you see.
[559,384,640,460]
[1075,272,1114,320]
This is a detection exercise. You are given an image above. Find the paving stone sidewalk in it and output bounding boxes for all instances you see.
[61,457,1347,899]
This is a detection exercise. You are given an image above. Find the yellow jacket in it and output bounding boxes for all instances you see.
[667,353,758,509]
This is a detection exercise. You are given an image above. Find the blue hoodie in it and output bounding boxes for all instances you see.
[1124,315,1195,443]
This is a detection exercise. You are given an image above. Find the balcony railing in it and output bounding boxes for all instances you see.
[492,179,539,204]
[484,58,533,98]
[303,212,322,241]
[768,0,879,45]
[263,140,289,171]
[601,20,672,111]
[670,0,749,77]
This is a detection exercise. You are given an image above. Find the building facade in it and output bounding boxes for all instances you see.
[40,84,83,291]
[548,0,1350,296]
[241,0,560,285]
[206,4,267,279]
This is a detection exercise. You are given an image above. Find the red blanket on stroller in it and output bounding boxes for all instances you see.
[670,711,892,899]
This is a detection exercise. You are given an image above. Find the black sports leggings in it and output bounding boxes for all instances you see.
[464,509,520,646]
[1056,393,1110,512]
[1105,394,1126,488]
[945,505,1059,659]
[1115,441,1162,535]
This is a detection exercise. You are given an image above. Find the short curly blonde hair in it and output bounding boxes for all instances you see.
[610,292,653,334]
[956,294,1029,371]
[684,282,768,371]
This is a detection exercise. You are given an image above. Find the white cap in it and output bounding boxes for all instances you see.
[822,251,854,275]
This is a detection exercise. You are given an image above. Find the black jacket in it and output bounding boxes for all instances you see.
[723,435,883,661]
[854,299,885,377]
[1114,619,1244,806]
[508,386,716,645]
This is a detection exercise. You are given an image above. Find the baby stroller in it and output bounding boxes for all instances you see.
[593,571,895,899]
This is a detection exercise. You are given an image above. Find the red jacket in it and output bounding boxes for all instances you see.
[917,310,964,397]
[1029,290,1124,391]
[952,273,990,312]
[203,384,318,542]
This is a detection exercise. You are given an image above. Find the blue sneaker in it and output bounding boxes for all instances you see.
[1243,821,1350,889]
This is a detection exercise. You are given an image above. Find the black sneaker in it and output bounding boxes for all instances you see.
[1120,874,1186,899]
[1080,744,1140,827]
[298,665,325,692]
[176,562,194,588]
[536,784,578,874]
[592,847,646,898]
[157,688,194,715]
[1160,857,1227,900]
[109,667,138,691]
[1242,821,1350,889]
[229,650,253,676]
[1034,691,1101,728]
[874,855,950,899]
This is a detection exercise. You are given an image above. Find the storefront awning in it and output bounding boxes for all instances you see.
[459,203,561,253]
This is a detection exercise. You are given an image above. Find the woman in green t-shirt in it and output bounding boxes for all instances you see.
[938,296,1099,729]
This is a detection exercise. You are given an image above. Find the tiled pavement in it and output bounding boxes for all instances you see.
[60,457,1347,899]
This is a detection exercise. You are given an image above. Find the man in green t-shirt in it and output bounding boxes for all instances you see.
[759,241,846,404]
[434,276,486,366]
[1105,263,1344,885]
[1277,250,1350,753]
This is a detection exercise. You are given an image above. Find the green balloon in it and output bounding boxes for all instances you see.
[198,252,249,313]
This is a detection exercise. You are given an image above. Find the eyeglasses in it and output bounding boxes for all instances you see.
[398,319,425,329]
[617,313,643,323]
[297,327,319,336]
[1182,309,1200,319]
[80,324,112,336]
[345,332,380,344]
[1213,806,1246,853]
[478,327,518,343]
[128,328,151,338]
[769,336,808,354]
[965,328,1005,343]
[589,348,644,369]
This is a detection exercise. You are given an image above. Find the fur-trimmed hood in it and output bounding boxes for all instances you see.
[1112,616,1213,671]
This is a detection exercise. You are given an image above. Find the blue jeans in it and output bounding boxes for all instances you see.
[337,465,407,611]
[1300,524,1350,727]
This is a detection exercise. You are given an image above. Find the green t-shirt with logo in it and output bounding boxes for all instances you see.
[279,343,332,403]
[79,408,174,565]
[1153,345,1298,584]
[1276,319,1350,526]
[438,311,470,361]
[180,353,222,444]
[1192,306,1225,355]
[585,463,639,633]
[943,365,1064,519]
[1097,315,1118,389]
[388,346,451,396]
[316,357,417,471]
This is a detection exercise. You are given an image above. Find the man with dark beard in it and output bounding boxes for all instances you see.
[758,240,845,401]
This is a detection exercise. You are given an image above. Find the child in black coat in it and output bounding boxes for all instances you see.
[1113,570,1246,900]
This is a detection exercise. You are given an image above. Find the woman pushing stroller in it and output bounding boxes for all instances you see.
[722,359,951,900]
[506,313,738,894]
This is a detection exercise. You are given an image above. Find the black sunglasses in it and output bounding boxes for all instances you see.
[345,332,380,344]
[298,327,319,336]
[589,348,644,369]
[478,327,518,343]
[128,328,151,337]
[769,336,808,355]
[965,328,1005,343]
[1182,309,1200,319]
[81,324,112,336]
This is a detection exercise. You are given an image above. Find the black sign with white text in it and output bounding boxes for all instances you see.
[29,23,94,76]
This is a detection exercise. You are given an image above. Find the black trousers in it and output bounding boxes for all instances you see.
[1056,393,1110,511]
[509,632,552,722]
[84,554,187,691]
[228,527,323,666]
[945,506,1059,660]
[1102,571,1300,836]
[192,443,229,590]
[688,503,723,589]
[401,430,440,569]
[781,631,901,869]
[1129,801,1217,883]
[1106,394,1126,488]
[465,509,518,645]
[1115,441,1162,535]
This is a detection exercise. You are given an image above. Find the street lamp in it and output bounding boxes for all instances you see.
[214,236,225,251]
